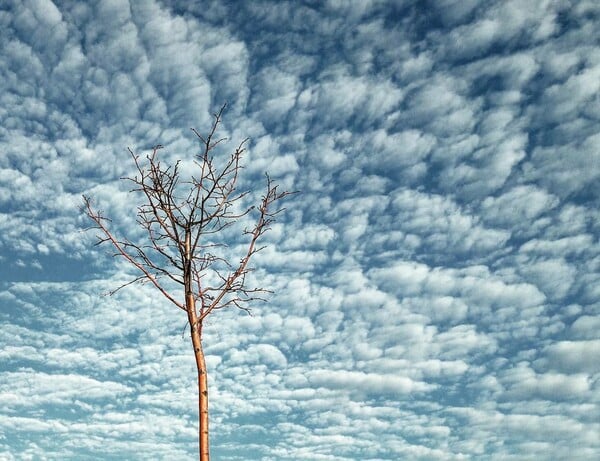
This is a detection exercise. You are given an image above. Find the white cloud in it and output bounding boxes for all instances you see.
[0,370,132,408]
[542,340,600,374]
[480,185,559,227]
[405,73,478,137]
[306,369,434,395]
[570,315,600,340]
[448,406,600,460]
[499,363,590,401]
[433,0,481,26]
[438,132,528,199]
[251,66,300,125]
[308,72,403,129]
[228,343,287,368]
[519,233,594,257]
[441,0,562,60]
[525,131,600,198]
[391,189,511,257]
[370,261,545,314]
[517,257,577,301]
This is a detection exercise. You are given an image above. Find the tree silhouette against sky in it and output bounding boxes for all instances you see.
[84,105,294,461]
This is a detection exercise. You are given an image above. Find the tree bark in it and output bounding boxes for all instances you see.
[185,230,209,461]
[189,307,209,461]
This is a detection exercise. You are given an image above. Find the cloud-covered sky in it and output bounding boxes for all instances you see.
[1,0,599,459]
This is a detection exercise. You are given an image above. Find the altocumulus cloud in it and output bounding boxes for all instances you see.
[0,0,599,460]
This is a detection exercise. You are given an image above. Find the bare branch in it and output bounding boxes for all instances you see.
[82,106,295,461]
[83,109,296,323]
[197,174,297,322]
[83,195,186,311]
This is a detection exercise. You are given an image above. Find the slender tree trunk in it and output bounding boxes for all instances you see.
[185,231,210,461]
[188,307,209,461]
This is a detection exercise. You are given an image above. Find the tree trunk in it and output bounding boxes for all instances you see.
[185,231,209,461]
[187,294,209,460]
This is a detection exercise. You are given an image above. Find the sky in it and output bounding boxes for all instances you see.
[0,0,599,459]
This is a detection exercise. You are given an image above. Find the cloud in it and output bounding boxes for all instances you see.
[570,316,600,340]
[391,189,511,260]
[525,131,600,199]
[480,185,559,228]
[0,370,132,408]
[447,405,600,460]
[542,340,600,374]
[228,343,288,368]
[250,66,300,128]
[369,262,545,314]
[516,257,577,301]
[440,0,562,60]
[306,369,434,396]
[499,363,590,401]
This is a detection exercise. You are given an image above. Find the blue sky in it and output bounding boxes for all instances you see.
[1,0,599,459]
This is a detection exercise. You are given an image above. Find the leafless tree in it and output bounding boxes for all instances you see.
[83,105,294,461]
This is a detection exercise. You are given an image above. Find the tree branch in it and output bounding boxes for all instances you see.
[83,195,186,311]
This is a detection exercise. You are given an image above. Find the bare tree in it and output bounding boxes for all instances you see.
[83,105,293,461]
